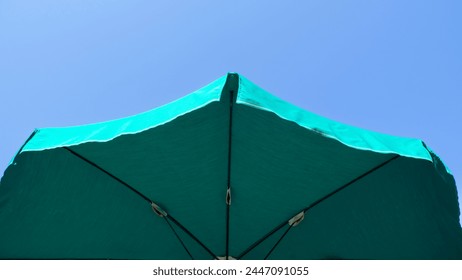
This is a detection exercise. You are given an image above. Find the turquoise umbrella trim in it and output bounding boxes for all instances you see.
[235,75,434,163]
[18,75,227,154]
[14,73,450,174]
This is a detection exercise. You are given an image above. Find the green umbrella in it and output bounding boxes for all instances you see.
[1,73,461,260]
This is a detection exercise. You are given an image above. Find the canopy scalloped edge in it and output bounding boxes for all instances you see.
[12,73,449,173]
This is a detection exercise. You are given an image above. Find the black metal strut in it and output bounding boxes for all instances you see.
[63,147,219,260]
[237,154,401,259]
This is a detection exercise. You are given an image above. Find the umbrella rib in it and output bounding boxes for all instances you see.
[225,89,234,260]
[236,154,400,259]
[301,154,400,213]
[236,221,287,259]
[15,130,38,157]
[63,147,219,260]
[63,147,152,203]
[163,217,194,259]
[166,215,219,260]
[263,225,293,260]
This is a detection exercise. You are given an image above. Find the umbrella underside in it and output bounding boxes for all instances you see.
[1,73,461,259]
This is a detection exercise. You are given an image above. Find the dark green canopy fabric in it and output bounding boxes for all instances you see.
[1,73,461,259]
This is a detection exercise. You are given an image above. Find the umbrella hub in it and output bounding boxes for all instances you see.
[217,256,236,260]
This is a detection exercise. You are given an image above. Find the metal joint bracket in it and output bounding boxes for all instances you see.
[226,188,231,206]
[151,202,168,217]
[288,211,304,227]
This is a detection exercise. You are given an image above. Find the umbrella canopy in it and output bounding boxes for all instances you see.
[1,73,461,260]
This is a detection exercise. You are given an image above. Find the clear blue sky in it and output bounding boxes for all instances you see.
[1,1,461,218]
